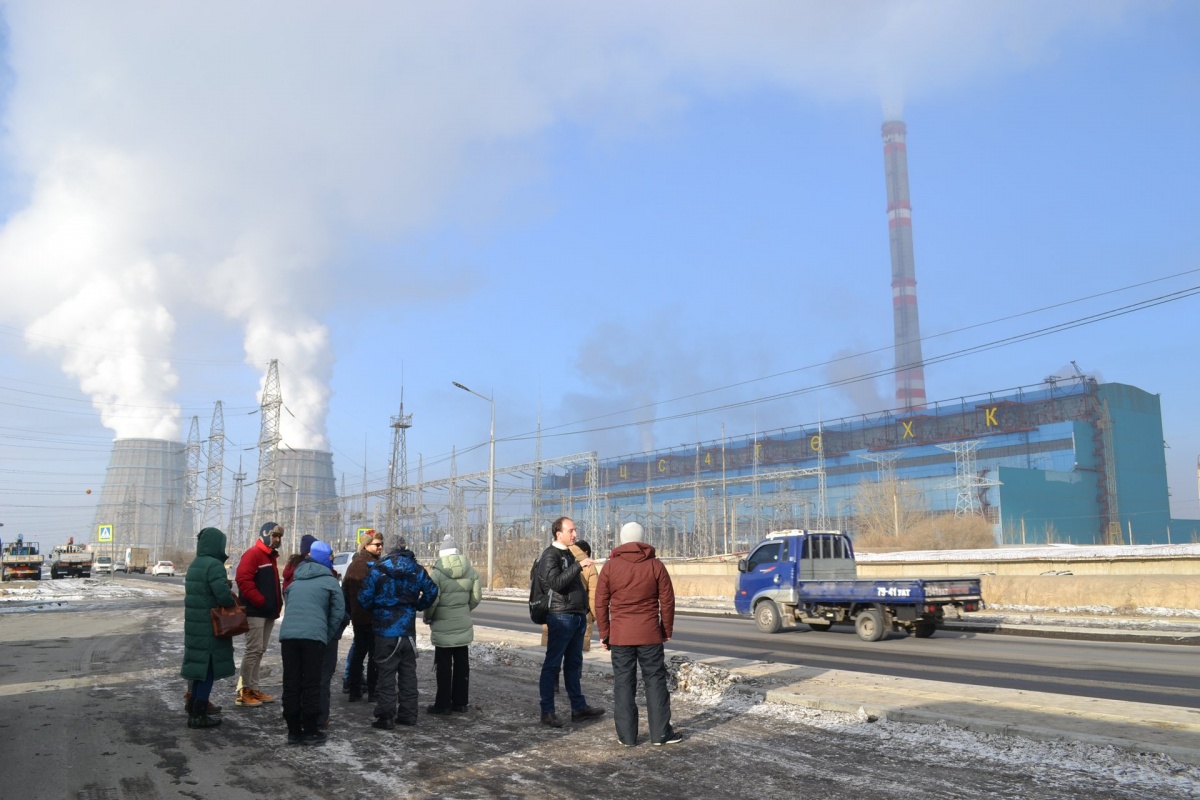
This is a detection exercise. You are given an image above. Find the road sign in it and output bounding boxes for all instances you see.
[97,524,113,542]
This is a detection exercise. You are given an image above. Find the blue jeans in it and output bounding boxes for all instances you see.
[540,612,587,714]
[190,661,215,709]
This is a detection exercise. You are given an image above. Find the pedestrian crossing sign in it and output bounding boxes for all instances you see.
[97,524,113,542]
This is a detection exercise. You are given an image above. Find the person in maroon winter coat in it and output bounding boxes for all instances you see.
[595,522,683,747]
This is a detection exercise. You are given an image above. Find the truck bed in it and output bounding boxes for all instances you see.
[795,577,982,605]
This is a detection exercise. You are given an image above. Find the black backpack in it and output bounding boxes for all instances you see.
[528,556,550,625]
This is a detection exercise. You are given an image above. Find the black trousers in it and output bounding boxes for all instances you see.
[433,645,469,709]
[281,638,325,734]
[348,621,377,695]
[611,643,672,745]
[374,635,417,724]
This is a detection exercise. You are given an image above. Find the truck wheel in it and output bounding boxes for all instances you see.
[912,621,936,638]
[754,600,782,634]
[807,621,833,632]
[855,608,887,642]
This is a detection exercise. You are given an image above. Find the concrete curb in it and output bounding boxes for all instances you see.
[474,603,1200,767]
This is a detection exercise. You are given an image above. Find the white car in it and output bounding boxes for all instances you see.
[331,551,359,584]
[151,561,176,577]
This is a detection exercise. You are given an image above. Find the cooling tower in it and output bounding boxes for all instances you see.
[92,438,193,561]
[882,120,927,411]
[271,449,339,556]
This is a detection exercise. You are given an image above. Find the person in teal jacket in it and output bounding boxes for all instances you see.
[279,541,346,745]
[181,527,238,730]
[424,535,482,714]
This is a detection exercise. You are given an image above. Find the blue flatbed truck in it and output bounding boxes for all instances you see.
[735,530,983,641]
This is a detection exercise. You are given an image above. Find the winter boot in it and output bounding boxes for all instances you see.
[285,715,304,745]
[184,691,221,716]
[302,715,326,746]
[187,712,222,729]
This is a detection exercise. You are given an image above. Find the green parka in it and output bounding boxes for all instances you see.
[180,527,237,682]
[426,553,482,648]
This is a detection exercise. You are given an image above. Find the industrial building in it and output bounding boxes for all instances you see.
[539,376,1200,554]
[87,119,1199,562]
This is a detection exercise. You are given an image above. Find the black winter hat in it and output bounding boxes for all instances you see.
[259,521,283,547]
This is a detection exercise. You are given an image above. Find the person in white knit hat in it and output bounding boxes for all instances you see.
[595,521,682,746]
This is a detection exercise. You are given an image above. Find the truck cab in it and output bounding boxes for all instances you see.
[734,531,853,616]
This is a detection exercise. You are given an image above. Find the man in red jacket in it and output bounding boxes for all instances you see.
[234,521,284,707]
[595,521,683,747]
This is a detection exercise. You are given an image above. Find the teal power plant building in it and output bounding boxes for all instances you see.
[541,376,1199,550]
[540,122,1199,551]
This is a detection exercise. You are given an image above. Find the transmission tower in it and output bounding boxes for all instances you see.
[204,401,225,528]
[859,451,899,484]
[252,359,283,524]
[185,415,201,524]
[385,395,413,540]
[230,456,246,551]
[936,440,999,517]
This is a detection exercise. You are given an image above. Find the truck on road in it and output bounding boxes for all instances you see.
[735,530,983,642]
[125,547,150,574]
[49,541,94,579]
[1,535,44,581]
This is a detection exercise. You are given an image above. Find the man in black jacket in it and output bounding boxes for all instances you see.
[535,516,605,728]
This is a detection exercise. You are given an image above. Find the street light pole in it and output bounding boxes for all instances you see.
[453,381,495,589]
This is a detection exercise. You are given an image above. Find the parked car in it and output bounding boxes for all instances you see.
[151,561,176,577]
[331,551,356,584]
[114,560,127,573]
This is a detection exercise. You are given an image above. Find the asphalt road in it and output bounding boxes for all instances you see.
[470,600,1200,709]
[3,594,1196,799]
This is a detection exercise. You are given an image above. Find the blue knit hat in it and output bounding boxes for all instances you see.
[309,541,333,569]
[300,534,317,556]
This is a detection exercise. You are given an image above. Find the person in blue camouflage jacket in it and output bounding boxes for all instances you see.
[357,535,438,729]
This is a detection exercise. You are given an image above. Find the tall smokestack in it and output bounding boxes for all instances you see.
[881,120,927,411]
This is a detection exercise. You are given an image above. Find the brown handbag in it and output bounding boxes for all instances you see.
[211,597,249,638]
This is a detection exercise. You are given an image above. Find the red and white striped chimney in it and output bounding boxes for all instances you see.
[882,119,927,411]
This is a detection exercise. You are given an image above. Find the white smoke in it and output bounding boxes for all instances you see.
[0,1,1137,444]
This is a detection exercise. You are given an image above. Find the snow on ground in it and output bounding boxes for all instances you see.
[0,576,171,612]
[6,577,1200,796]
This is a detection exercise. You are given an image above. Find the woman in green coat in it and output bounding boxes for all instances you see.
[424,535,482,714]
[181,527,238,729]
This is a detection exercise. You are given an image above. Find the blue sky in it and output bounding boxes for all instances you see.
[0,2,1197,545]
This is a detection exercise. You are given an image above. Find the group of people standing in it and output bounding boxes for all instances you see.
[180,512,680,749]
[180,523,479,745]
[534,515,682,746]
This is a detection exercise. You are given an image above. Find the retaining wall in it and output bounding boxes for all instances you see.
[662,558,1200,613]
